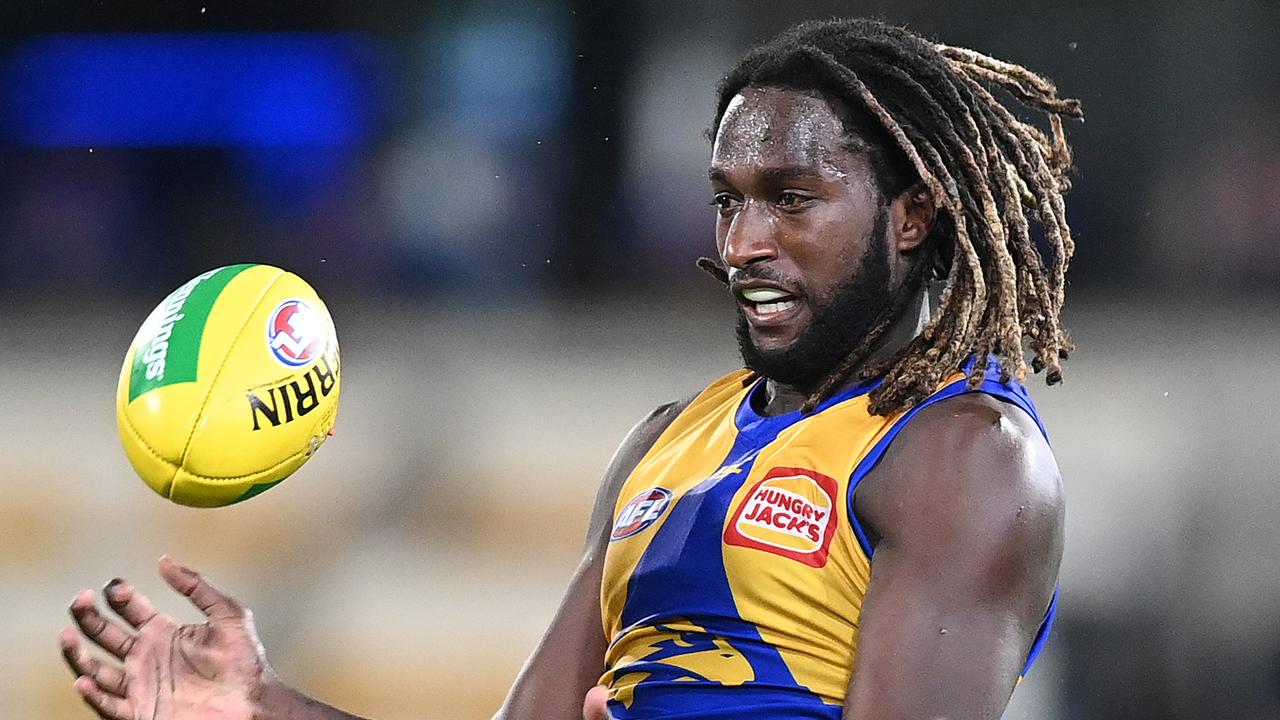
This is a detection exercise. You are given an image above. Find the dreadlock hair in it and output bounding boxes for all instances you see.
[700,18,1083,416]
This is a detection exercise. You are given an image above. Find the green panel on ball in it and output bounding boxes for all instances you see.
[128,264,256,402]
[232,478,287,504]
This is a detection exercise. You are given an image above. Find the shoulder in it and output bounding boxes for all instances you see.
[609,368,752,474]
[880,391,1060,501]
[630,398,694,449]
[611,397,695,478]
[583,396,695,552]
[856,391,1063,560]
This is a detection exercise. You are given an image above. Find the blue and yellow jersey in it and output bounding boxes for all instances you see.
[599,363,1056,719]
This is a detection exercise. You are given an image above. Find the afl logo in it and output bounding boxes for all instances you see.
[267,299,324,367]
[610,488,673,541]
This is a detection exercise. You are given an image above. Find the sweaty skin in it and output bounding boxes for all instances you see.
[711,87,934,410]
[710,87,1063,719]
[60,87,1062,720]
[714,91,863,186]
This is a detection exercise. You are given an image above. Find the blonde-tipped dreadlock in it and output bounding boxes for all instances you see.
[705,18,1082,415]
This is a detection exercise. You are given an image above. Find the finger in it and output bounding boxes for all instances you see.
[74,675,131,720]
[59,629,128,697]
[583,685,613,720]
[69,591,136,660]
[103,578,160,630]
[158,555,243,621]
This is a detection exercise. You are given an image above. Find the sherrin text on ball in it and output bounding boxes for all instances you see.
[115,264,340,507]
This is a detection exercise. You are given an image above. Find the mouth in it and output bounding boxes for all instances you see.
[734,283,804,328]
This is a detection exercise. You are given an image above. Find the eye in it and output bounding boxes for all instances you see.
[710,193,741,216]
[777,191,813,208]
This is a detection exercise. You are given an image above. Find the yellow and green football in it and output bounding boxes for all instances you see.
[116,264,340,507]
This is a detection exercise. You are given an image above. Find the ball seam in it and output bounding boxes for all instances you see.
[118,410,180,471]
[175,268,287,490]
[179,445,310,483]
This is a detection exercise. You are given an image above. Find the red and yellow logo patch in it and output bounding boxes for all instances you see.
[723,467,838,568]
[611,488,673,541]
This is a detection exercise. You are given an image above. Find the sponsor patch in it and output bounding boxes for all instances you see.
[267,299,324,367]
[723,467,838,568]
[611,488,673,541]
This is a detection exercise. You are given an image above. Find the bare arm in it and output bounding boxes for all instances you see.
[60,401,688,720]
[495,399,688,720]
[842,394,1064,719]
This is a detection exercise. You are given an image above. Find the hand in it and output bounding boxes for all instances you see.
[59,556,272,720]
[582,685,612,720]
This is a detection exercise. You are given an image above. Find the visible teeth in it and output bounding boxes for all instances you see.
[742,287,792,302]
[755,300,796,315]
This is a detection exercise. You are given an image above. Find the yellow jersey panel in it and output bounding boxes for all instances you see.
[599,361,1056,719]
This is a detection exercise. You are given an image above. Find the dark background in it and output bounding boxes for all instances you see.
[1,2,1277,718]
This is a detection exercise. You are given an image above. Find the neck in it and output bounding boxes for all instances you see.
[757,288,931,416]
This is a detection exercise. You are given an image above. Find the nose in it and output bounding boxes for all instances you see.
[720,202,778,269]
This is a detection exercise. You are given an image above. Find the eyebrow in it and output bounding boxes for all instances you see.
[708,165,829,183]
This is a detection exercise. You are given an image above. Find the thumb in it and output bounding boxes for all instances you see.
[158,555,244,622]
[582,685,612,720]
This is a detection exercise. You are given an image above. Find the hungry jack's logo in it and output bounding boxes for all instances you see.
[724,466,838,568]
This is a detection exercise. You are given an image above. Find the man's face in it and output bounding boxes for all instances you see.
[709,87,894,390]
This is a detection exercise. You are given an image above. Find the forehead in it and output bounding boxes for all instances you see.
[711,87,854,172]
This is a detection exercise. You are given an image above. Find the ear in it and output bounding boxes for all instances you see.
[889,183,937,254]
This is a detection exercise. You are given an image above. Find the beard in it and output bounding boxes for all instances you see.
[735,207,892,392]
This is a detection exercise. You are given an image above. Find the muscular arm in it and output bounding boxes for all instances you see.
[61,402,688,720]
[263,401,690,720]
[493,399,689,720]
[842,394,1064,720]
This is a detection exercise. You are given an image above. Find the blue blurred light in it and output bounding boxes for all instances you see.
[3,33,380,147]
[428,16,570,140]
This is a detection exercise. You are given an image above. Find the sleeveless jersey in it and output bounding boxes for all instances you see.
[598,362,1057,719]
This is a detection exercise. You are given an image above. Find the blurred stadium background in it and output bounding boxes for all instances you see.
[1,1,1278,718]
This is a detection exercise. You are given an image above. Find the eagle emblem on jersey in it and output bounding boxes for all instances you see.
[601,621,754,709]
[724,466,838,568]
